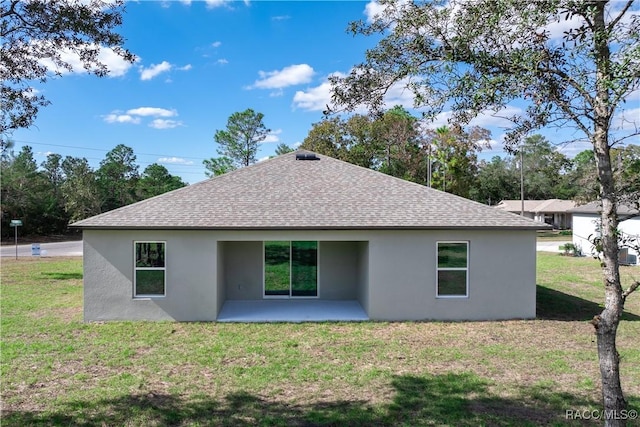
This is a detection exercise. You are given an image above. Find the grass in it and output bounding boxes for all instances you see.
[1,254,640,426]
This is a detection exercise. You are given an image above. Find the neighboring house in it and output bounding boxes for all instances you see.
[73,151,547,322]
[570,202,640,266]
[495,199,577,229]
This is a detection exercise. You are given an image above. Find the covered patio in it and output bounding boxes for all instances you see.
[217,300,369,322]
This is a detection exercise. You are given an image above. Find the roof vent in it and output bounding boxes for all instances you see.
[295,153,319,161]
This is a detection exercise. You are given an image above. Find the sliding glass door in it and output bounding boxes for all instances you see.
[264,241,318,297]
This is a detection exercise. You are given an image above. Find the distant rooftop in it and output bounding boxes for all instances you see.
[495,199,577,213]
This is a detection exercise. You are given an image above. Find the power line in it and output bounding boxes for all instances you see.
[11,139,210,162]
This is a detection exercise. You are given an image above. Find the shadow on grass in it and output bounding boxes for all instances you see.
[2,373,600,426]
[537,285,640,321]
[41,272,83,280]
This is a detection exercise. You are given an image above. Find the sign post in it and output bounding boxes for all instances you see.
[10,220,22,260]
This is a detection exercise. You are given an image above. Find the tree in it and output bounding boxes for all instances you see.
[214,109,269,168]
[519,134,573,200]
[569,149,599,204]
[0,145,53,236]
[424,125,491,197]
[275,143,294,156]
[330,1,639,421]
[40,153,68,232]
[96,144,138,211]
[372,105,421,180]
[300,117,345,160]
[61,156,101,222]
[203,156,236,177]
[471,156,520,205]
[137,163,186,199]
[0,0,135,135]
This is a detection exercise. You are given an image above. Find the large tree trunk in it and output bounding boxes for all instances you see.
[591,3,627,425]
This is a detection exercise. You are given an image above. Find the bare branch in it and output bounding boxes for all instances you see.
[607,0,634,33]
[622,281,640,301]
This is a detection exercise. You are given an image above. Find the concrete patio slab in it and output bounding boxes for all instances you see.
[217,300,369,322]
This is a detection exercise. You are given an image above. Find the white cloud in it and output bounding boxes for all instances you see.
[612,107,640,132]
[250,64,314,89]
[104,107,179,126]
[469,106,524,129]
[178,64,192,71]
[293,72,413,112]
[292,78,336,112]
[263,129,282,143]
[258,156,270,162]
[127,107,177,117]
[158,156,194,165]
[205,0,233,9]
[217,58,229,65]
[364,0,386,23]
[39,44,135,77]
[140,61,173,80]
[149,119,183,129]
[272,15,290,21]
[103,113,141,124]
[211,41,222,48]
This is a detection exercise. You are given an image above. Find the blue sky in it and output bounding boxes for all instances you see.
[10,0,640,184]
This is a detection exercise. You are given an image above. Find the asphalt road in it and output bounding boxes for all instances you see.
[0,240,83,258]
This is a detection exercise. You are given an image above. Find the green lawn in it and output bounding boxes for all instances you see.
[1,254,639,426]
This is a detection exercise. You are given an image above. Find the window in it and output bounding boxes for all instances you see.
[134,241,166,297]
[264,241,318,297]
[436,242,468,297]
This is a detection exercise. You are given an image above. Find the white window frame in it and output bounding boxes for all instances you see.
[134,241,166,298]
[436,241,469,298]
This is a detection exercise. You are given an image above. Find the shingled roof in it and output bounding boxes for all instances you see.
[72,151,546,230]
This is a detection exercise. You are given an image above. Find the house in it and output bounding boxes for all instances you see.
[495,199,577,229]
[73,151,547,322]
[570,202,640,265]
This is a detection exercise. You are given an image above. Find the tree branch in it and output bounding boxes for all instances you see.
[607,0,634,33]
[622,281,639,301]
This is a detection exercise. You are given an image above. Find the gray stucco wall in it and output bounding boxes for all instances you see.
[223,241,263,299]
[83,228,536,321]
[366,229,536,320]
[318,241,361,300]
[356,241,370,314]
[83,230,218,321]
[216,241,226,314]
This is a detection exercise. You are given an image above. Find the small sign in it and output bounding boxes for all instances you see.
[10,220,22,227]
[31,244,41,256]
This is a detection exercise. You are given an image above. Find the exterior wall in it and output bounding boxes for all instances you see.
[223,241,263,299]
[572,214,599,258]
[573,213,639,265]
[83,229,218,321]
[318,241,360,300]
[216,241,226,314]
[84,228,537,321]
[222,240,363,300]
[366,229,537,320]
[357,241,370,314]
[619,218,640,264]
